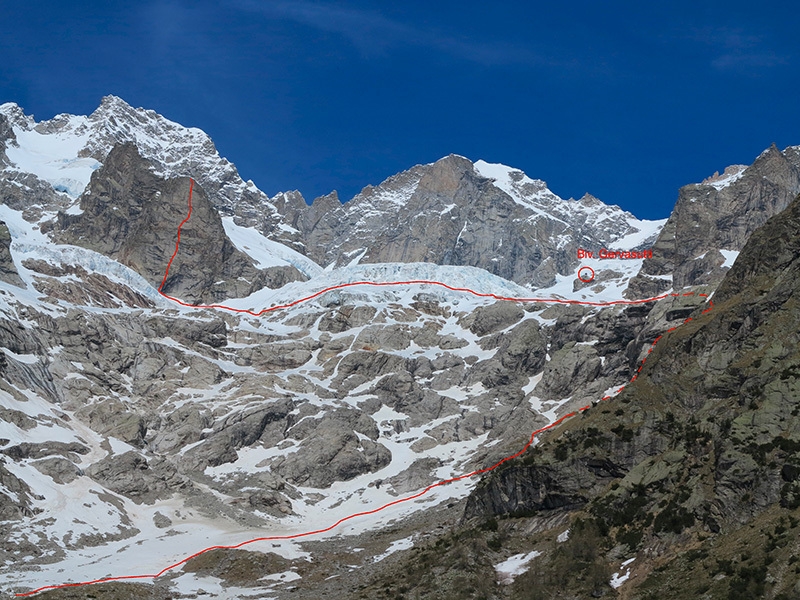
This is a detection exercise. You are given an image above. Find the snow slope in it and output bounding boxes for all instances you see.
[2,113,101,198]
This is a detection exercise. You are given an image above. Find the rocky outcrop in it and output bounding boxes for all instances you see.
[181,399,295,472]
[465,301,524,336]
[0,221,23,286]
[534,341,602,400]
[628,144,800,297]
[0,112,15,166]
[86,451,189,504]
[55,143,303,303]
[273,408,392,488]
[0,459,34,520]
[24,259,154,308]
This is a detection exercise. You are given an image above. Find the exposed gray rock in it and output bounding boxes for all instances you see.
[0,112,15,154]
[148,405,212,453]
[275,409,391,488]
[370,372,461,426]
[75,399,147,448]
[495,319,547,374]
[628,144,800,297]
[32,457,83,484]
[385,457,442,495]
[0,458,34,520]
[24,261,154,308]
[247,490,293,516]
[332,351,407,391]
[0,221,22,286]
[143,314,228,348]
[1,441,89,461]
[318,304,378,333]
[86,451,189,504]
[54,143,304,303]
[465,301,524,336]
[236,340,316,371]
[152,511,172,528]
[181,399,295,472]
[535,342,603,400]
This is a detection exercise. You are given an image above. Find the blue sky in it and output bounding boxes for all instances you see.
[1,1,798,219]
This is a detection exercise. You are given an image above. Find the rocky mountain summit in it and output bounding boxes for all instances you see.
[277,154,662,288]
[0,96,302,249]
[627,143,800,298]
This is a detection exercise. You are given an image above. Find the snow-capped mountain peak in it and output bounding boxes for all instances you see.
[0,101,34,130]
[0,96,306,250]
[473,159,559,207]
[282,153,665,289]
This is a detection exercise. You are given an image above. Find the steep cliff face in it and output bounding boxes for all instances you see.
[54,143,303,303]
[0,221,22,287]
[627,145,800,298]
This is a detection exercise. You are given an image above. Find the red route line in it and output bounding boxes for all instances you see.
[14,179,715,597]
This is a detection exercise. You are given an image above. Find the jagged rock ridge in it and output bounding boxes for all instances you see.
[280,155,663,288]
[627,143,800,298]
[0,96,304,249]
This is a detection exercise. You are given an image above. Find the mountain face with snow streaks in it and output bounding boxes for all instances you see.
[282,154,664,289]
[0,96,303,250]
[0,95,796,599]
[53,143,304,304]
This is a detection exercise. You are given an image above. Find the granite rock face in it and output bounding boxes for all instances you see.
[627,144,800,298]
[54,143,303,303]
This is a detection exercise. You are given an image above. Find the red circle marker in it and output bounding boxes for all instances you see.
[577,266,595,283]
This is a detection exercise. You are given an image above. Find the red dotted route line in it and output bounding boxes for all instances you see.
[13,179,714,597]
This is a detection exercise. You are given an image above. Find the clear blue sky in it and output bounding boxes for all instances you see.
[2,1,798,219]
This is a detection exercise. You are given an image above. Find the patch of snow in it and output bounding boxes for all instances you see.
[495,550,541,584]
[720,249,739,268]
[261,570,301,582]
[610,557,636,589]
[373,535,415,563]
[473,160,565,221]
[557,529,570,543]
[1,348,39,364]
[221,217,322,278]
[611,217,667,250]
[5,115,101,198]
[345,248,368,268]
